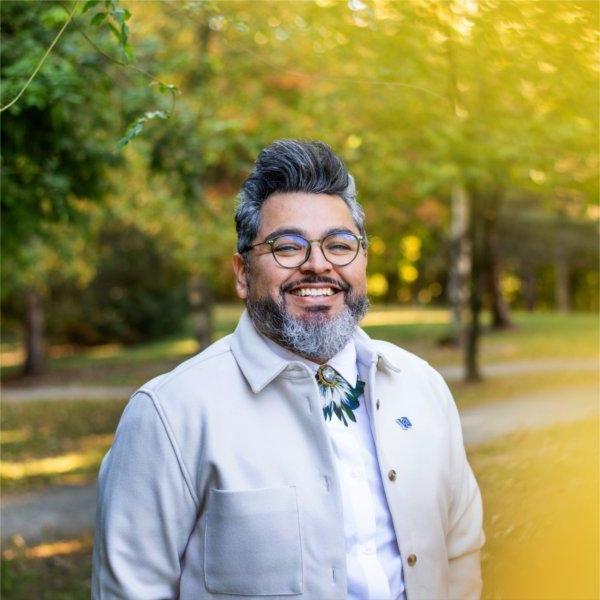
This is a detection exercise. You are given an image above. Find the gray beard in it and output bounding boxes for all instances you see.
[246,289,369,362]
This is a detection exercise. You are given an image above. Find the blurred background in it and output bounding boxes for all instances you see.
[1,0,598,598]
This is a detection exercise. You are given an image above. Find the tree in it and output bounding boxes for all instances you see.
[1,0,173,373]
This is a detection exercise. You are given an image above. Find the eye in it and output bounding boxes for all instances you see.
[274,244,301,254]
[324,234,358,254]
[272,236,307,255]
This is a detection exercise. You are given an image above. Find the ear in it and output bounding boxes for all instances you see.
[232,253,249,300]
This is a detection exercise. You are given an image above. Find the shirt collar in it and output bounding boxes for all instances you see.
[263,333,358,387]
[230,310,401,394]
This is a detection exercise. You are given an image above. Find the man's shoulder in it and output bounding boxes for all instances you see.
[369,336,450,387]
[138,333,239,398]
[369,337,453,409]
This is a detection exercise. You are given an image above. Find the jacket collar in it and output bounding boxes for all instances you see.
[230,310,401,394]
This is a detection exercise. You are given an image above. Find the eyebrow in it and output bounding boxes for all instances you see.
[263,226,358,240]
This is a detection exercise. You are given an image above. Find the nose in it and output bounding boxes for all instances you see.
[299,241,333,274]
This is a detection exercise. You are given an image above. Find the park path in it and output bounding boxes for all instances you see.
[1,359,598,546]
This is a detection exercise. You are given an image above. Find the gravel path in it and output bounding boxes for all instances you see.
[460,385,598,446]
[2,385,133,402]
[2,359,597,402]
[1,485,98,546]
[1,362,598,546]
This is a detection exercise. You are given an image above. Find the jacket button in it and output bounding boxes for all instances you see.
[387,469,397,481]
[407,553,417,566]
[376,399,380,410]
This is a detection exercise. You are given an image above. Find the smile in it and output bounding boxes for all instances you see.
[290,287,337,297]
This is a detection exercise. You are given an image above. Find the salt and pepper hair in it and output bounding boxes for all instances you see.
[235,139,367,254]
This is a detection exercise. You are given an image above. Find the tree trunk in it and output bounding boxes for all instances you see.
[447,183,471,346]
[483,211,512,329]
[555,251,571,313]
[522,263,536,312]
[188,275,213,351]
[24,287,45,376]
[384,268,399,304]
[465,197,483,382]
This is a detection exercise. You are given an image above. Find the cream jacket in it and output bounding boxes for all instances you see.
[92,311,484,599]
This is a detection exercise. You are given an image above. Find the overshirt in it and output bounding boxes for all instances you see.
[92,310,484,599]
[263,337,406,599]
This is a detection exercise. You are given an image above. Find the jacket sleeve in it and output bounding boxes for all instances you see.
[92,391,199,599]
[434,370,485,600]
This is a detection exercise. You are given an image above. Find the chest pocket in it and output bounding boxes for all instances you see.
[204,486,303,596]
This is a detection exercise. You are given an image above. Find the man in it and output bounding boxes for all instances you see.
[92,139,484,599]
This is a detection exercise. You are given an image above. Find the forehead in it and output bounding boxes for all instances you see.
[258,192,357,237]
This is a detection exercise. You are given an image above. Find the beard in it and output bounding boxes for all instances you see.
[245,275,370,362]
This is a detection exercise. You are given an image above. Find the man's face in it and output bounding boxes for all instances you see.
[233,192,368,320]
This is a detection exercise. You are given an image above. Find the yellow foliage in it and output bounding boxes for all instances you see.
[254,31,268,45]
[369,236,386,255]
[346,134,362,150]
[367,273,388,297]
[401,235,422,262]
[399,264,418,283]
[500,273,521,300]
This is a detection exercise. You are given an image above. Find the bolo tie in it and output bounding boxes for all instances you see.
[316,364,365,427]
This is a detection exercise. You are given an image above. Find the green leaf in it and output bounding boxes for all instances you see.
[82,0,101,14]
[123,42,134,63]
[90,11,107,26]
[120,22,129,46]
[158,83,178,94]
[107,23,120,43]
[115,111,169,151]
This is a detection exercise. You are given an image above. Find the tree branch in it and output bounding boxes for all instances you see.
[0,1,80,113]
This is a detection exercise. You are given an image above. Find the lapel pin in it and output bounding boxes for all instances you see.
[396,417,412,430]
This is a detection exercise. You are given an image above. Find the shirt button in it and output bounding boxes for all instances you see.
[376,399,380,410]
[362,544,375,555]
[388,469,397,481]
[407,553,417,566]
[351,468,362,479]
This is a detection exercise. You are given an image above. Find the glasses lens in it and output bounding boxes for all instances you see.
[272,235,309,267]
[322,232,360,265]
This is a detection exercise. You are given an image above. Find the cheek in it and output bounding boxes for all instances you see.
[248,266,289,298]
[340,264,367,292]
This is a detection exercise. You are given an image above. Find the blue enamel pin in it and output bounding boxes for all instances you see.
[396,417,412,430]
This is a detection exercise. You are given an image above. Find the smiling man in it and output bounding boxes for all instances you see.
[92,140,484,600]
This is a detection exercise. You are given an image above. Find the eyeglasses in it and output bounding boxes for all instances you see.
[245,231,366,269]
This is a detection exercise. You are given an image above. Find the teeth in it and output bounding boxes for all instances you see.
[293,287,335,297]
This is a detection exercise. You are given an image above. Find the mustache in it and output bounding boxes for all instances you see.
[280,276,350,294]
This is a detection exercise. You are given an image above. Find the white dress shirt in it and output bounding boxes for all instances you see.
[264,336,406,600]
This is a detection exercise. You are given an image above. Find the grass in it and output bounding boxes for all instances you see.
[0,305,243,385]
[1,536,93,599]
[450,368,599,409]
[2,418,597,599]
[469,417,599,599]
[2,307,598,387]
[1,400,126,494]
[363,310,599,366]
